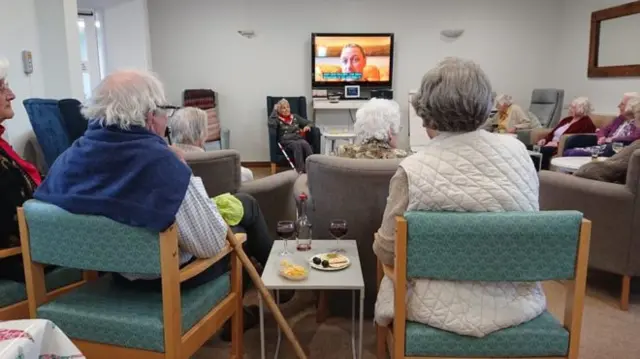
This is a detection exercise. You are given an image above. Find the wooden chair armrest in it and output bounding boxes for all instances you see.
[0,247,21,259]
[178,233,246,283]
[382,263,395,283]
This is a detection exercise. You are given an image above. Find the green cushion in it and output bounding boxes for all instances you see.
[404,211,583,281]
[0,268,83,308]
[24,200,162,275]
[405,311,569,357]
[37,273,230,352]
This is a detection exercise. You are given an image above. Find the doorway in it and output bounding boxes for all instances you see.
[77,11,104,100]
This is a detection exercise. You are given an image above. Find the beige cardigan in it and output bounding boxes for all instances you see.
[482,104,541,131]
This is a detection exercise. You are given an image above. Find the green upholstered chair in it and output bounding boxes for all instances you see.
[376,211,590,359]
[0,247,87,321]
[18,200,245,359]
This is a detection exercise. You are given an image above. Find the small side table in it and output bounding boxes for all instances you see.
[321,132,357,155]
[551,156,606,173]
[258,240,365,359]
[528,150,543,172]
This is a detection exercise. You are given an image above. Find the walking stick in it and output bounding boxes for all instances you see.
[226,228,307,359]
[278,142,298,172]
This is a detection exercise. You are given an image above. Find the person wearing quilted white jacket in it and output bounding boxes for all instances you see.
[374,57,545,338]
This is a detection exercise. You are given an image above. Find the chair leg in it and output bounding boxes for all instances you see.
[270,163,277,175]
[376,324,388,359]
[621,275,631,311]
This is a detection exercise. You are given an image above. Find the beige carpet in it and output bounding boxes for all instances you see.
[196,275,640,359]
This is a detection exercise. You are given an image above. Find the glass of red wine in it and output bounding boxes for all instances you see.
[276,220,295,256]
[329,219,348,253]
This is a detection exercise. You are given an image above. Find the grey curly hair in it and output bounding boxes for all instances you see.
[169,107,208,145]
[411,57,493,132]
[354,98,401,143]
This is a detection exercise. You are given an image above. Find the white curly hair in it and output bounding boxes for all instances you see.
[354,98,401,143]
[628,97,640,120]
[494,94,513,108]
[169,107,208,146]
[569,97,594,117]
[623,92,640,114]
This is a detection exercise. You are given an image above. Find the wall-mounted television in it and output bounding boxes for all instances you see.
[311,33,394,88]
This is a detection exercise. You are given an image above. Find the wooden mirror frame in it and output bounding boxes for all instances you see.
[588,1,640,78]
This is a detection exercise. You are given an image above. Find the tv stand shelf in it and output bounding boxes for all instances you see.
[312,98,368,110]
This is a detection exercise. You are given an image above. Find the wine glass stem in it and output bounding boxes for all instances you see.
[283,238,288,252]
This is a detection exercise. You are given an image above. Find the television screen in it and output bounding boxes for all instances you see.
[312,33,394,87]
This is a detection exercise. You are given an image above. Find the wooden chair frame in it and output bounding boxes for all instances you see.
[0,247,95,321]
[376,216,592,359]
[18,207,246,359]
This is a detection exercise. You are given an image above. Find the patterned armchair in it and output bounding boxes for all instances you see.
[0,246,85,321]
[183,89,230,150]
[377,211,590,359]
[23,99,71,169]
[19,200,245,359]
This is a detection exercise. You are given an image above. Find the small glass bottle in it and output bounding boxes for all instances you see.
[296,193,312,251]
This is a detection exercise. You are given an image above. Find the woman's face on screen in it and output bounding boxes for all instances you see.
[340,47,366,75]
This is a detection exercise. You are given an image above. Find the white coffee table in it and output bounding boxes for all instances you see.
[551,156,606,172]
[258,240,365,359]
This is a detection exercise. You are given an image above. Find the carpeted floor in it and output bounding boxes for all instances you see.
[196,273,640,359]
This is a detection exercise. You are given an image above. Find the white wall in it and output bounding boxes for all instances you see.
[35,0,84,100]
[148,0,564,161]
[102,0,152,73]
[0,0,45,154]
[554,0,640,114]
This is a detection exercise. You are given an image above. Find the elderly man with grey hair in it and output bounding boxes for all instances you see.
[374,57,544,338]
[170,107,254,182]
[337,98,407,159]
[34,69,274,339]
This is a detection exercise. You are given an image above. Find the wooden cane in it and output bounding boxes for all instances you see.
[226,228,308,359]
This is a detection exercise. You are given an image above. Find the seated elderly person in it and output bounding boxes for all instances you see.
[169,107,254,182]
[564,92,640,157]
[34,70,275,338]
[534,97,596,170]
[338,98,408,159]
[374,57,544,338]
[481,94,541,133]
[268,98,316,173]
[574,97,640,183]
[0,58,47,282]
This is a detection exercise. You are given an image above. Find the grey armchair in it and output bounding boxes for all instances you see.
[184,150,298,240]
[517,89,565,145]
[306,154,402,317]
[539,149,640,310]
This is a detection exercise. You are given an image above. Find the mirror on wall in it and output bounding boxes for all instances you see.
[589,1,640,78]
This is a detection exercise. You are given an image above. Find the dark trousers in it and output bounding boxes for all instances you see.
[281,138,313,172]
[528,145,557,171]
[113,193,273,292]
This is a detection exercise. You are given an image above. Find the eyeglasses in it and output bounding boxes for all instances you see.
[157,104,181,118]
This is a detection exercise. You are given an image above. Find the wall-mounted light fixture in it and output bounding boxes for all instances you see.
[238,30,256,39]
[440,29,464,39]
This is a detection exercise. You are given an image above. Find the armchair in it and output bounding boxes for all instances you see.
[184,149,298,240]
[517,89,564,145]
[377,211,590,359]
[19,199,245,359]
[266,96,320,174]
[23,99,71,169]
[540,149,640,310]
[183,89,230,150]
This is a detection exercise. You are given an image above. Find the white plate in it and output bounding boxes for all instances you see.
[309,253,351,271]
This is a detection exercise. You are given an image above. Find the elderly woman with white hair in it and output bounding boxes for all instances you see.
[482,94,540,133]
[564,92,640,157]
[535,96,596,170]
[337,98,407,159]
[0,58,47,282]
[170,107,254,182]
[268,98,315,173]
[374,57,544,338]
